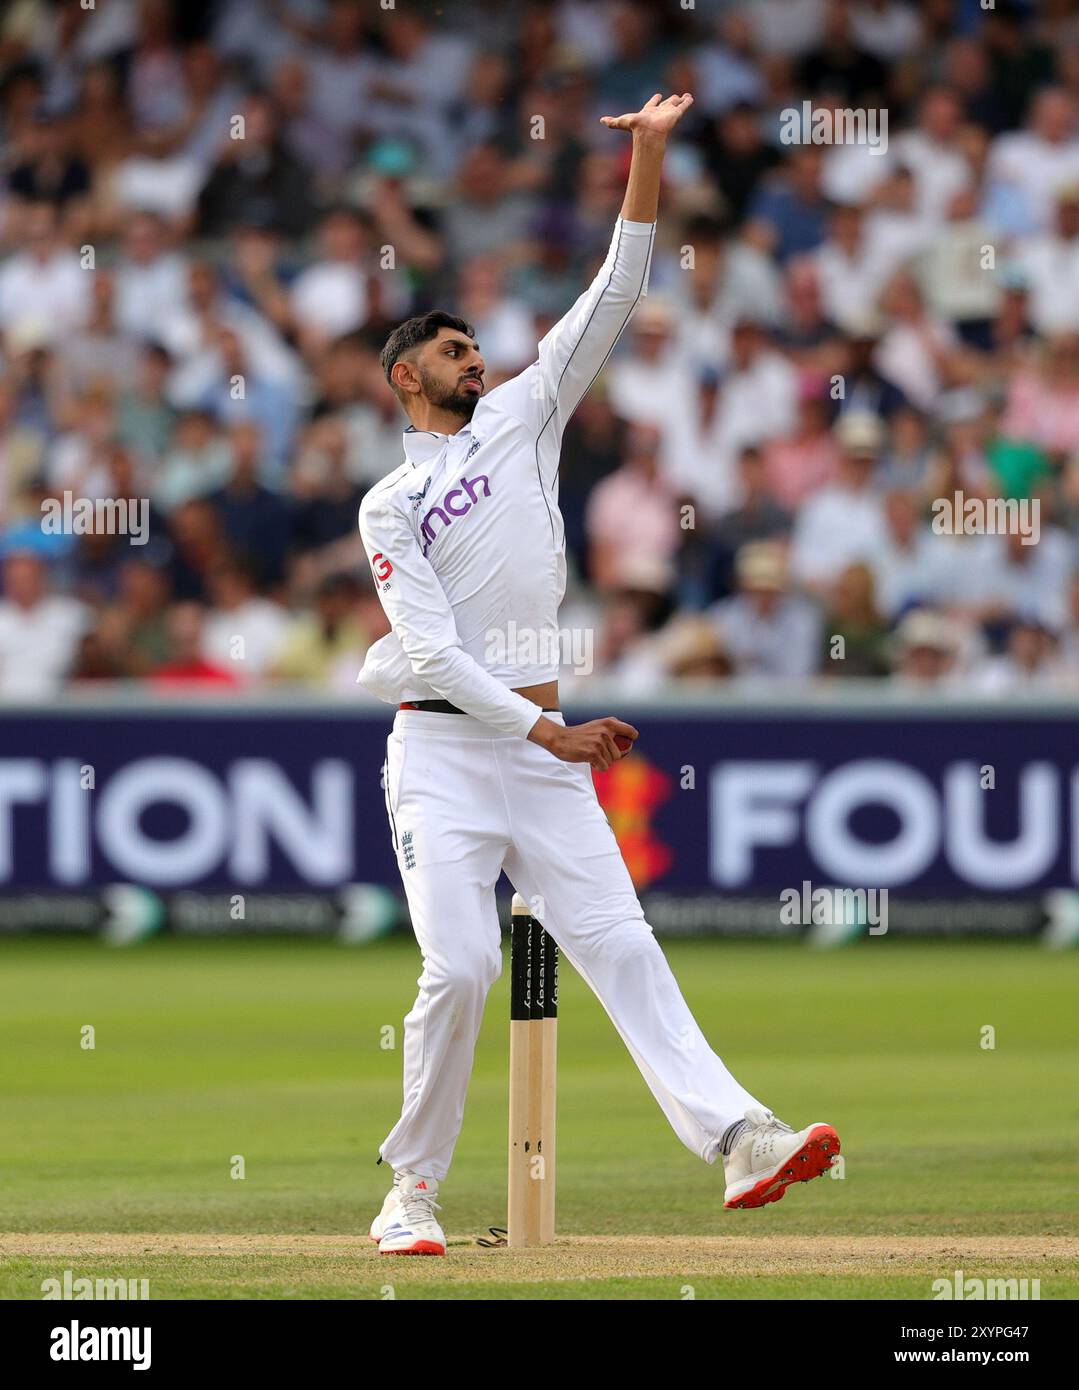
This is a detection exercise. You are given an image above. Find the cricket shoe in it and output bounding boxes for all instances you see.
[723,1107,840,1209]
[374,1171,446,1255]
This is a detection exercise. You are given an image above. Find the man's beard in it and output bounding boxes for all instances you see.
[419,367,481,420]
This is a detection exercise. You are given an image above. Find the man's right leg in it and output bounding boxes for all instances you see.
[377,712,510,1183]
[379,865,503,1181]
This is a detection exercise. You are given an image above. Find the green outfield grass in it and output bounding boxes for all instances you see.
[1,934,1076,1299]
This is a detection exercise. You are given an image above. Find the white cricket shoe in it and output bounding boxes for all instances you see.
[723,1107,840,1209]
[373,1171,446,1255]
[369,1181,402,1244]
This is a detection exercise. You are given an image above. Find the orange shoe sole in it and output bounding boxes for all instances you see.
[724,1124,841,1209]
[379,1239,446,1256]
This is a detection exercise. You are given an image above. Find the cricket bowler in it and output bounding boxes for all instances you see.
[358,93,840,1254]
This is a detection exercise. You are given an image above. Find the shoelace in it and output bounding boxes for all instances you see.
[399,1188,442,1228]
[747,1113,794,1155]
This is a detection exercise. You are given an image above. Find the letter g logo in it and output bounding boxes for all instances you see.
[371,553,393,583]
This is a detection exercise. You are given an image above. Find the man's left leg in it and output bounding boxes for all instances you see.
[498,736,839,1203]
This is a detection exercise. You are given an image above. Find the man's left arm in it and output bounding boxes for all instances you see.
[521,93,693,437]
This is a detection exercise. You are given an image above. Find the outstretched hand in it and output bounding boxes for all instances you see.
[601,91,694,140]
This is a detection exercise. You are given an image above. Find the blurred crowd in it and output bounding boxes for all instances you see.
[3,0,1079,699]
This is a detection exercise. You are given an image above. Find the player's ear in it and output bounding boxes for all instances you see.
[391,357,421,397]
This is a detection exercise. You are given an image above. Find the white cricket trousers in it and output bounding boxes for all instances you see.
[378,709,762,1180]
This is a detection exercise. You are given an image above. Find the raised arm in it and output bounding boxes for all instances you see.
[604,91,695,222]
[513,92,693,435]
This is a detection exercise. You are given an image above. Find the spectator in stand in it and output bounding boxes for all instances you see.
[45,384,119,502]
[558,392,626,578]
[1014,184,1079,336]
[835,320,910,420]
[671,215,782,358]
[208,421,292,588]
[970,615,1064,693]
[819,561,891,678]
[440,143,538,271]
[861,167,929,269]
[454,257,533,377]
[198,91,317,239]
[789,410,891,591]
[774,256,843,373]
[890,607,964,687]
[92,557,172,678]
[812,202,893,337]
[799,0,888,106]
[698,102,779,225]
[1002,332,1079,458]
[606,297,692,430]
[746,144,830,264]
[196,326,298,481]
[692,11,764,119]
[154,410,232,515]
[118,342,177,463]
[874,406,933,495]
[55,270,141,401]
[892,86,972,223]
[708,540,821,681]
[270,573,371,687]
[111,210,188,341]
[586,423,681,592]
[987,87,1079,236]
[1057,574,1079,678]
[952,523,1076,635]
[289,206,389,359]
[657,616,734,683]
[875,269,964,415]
[0,549,90,696]
[0,199,89,344]
[152,602,240,689]
[202,558,290,683]
[675,317,799,523]
[166,498,230,604]
[764,375,841,510]
[700,446,793,602]
[0,380,43,527]
[7,111,92,245]
[871,488,939,619]
[289,415,366,558]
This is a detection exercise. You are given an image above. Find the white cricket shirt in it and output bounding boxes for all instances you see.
[358,216,656,737]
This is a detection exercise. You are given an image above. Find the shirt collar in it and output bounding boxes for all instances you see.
[402,423,471,464]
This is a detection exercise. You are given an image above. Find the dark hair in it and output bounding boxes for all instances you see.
[380,311,476,393]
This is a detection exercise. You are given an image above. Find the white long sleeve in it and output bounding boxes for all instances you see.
[358,487,543,738]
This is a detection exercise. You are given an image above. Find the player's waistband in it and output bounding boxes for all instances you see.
[392,705,563,741]
[399,699,559,715]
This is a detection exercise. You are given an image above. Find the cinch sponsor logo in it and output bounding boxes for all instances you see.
[420,473,491,555]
